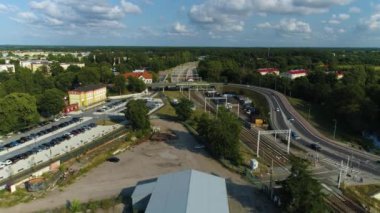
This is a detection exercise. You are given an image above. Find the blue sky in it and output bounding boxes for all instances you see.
[0,0,379,47]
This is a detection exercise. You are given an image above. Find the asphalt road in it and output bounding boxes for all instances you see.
[226,83,380,176]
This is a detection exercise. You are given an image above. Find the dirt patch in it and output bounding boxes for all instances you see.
[1,119,278,213]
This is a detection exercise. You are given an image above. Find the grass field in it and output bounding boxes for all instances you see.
[154,91,186,119]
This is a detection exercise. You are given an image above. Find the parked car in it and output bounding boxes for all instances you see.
[107,156,120,163]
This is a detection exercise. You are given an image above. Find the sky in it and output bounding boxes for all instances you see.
[0,0,379,47]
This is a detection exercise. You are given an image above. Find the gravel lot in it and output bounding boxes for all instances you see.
[1,119,278,213]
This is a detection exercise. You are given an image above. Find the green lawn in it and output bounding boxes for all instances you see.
[154,91,186,119]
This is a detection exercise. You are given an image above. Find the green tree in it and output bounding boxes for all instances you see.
[54,72,75,91]
[38,89,65,117]
[0,93,39,133]
[78,67,100,85]
[66,65,82,73]
[49,62,64,76]
[282,158,327,213]
[125,100,150,131]
[197,108,242,164]
[114,75,126,95]
[175,98,194,121]
[127,77,146,92]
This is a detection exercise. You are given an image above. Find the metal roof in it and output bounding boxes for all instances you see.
[144,169,229,213]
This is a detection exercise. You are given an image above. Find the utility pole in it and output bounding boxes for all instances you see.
[257,131,261,157]
[270,158,274,199]
[338,160,344,188]
[287,129,291,154]
[307,104,311,121]
[333,119,338,139]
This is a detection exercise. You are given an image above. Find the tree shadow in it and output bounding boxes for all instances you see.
[226,179,280,213]
[159,129,211,158]
[117,186,135,213]
[118,178,158,213]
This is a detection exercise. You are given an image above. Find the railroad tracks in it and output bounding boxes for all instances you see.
[325,193,365,213]
[191,91,290,169]
[188,90,367,212]
[240,128,289,169]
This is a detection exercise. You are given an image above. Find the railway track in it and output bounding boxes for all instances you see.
[191,91,290,169]
[240,128,289,167]
[325,193,365,213]
[177,89,365,212]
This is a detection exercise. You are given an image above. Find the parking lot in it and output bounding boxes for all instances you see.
[0,97,131,180]
[0,121,122,180]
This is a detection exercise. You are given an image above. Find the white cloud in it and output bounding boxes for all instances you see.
[189,0,349,33]
[121,0,142,14]
[170,22,195,36]
[327,13,350,24]
[13,0,142,35]
[0,4,8,12]
[278,18,312,34]
[292,0,351,8]
[359,14,380,30]
[324,26,346,34]
[0,3,17,13]
[257,22,272,29]
[173,22,188,33]
[257,18,312,35]
[349,6,361,14]
[338,13,350,20]
[13,12,39,24]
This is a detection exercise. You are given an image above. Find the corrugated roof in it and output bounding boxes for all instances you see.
[145,169,229,213]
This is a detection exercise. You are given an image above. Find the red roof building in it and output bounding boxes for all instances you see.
[257,68,280,76]
[282,69,308,79]
[123,71,153,84]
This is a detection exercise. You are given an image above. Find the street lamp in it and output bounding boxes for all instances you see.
[333,119,338,139]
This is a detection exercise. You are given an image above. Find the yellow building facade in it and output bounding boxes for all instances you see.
[68,85,107,108]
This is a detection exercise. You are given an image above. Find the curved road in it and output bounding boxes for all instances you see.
[225,83,380,176]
